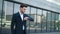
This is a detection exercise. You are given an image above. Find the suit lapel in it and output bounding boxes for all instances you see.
[17,12,22,22]
[17,12,26,23]
[23,14,24,21]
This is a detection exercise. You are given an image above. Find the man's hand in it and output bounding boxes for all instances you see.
[24,17,29,21]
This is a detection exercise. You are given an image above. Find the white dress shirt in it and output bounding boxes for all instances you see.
[19,11,25,30]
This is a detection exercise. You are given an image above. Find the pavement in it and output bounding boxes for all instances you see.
[1,27,60,34]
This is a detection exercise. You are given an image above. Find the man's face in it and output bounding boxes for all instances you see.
[20,7,26,13]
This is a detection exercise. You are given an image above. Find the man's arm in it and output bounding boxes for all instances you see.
[28,16,34,21]
[11,14,16,34]
[24,14,34,21]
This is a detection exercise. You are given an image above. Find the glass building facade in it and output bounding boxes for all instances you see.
[0,0,60,34]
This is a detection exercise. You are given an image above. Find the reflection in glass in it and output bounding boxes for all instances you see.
[55,14,59,31]
[42,10,47,31]
[50,13,55,31]
[25,7,30,14]
[36,9,42,32]
[14,4,20,14]
[25,7,32,32]
[59,14,60,31]
[1,1,13,34]
[0,0,2,33]
[47,12,51,31]
[29,7,36,32]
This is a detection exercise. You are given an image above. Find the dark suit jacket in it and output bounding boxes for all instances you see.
[11,12,34,34]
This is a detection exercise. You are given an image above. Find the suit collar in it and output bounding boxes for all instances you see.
[17,12,25,21]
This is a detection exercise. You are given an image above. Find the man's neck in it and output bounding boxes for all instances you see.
[20,12,23,15]
[19,11,23,15]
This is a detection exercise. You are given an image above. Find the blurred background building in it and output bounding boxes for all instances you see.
[0,0,60,34]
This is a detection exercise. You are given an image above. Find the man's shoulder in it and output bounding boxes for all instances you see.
[13,12,19,17]
[13,12,19,15]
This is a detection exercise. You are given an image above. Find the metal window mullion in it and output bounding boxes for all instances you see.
[56,14,59,31]
[58,14,59,31]
[35,8,37,32]
[46,11,48,32]
[1,0,4,34]
[50,12,52,32]
[28,7,31,33]
[13,3,15,15]
[41,10,43,32]
[54,13,56,31]
[39,10,42,32]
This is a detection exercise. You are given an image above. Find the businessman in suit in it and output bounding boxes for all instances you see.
[11,4,34,34]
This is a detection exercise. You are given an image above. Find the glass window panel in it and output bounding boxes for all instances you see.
[25,7,30,14]
[42,10,47,31]
[59,14,60,31]
[29,7,36,32]
[36,9,42,32]
[47,12,52,31]
[37,9,42,15]
[0,0,2,34]
[14,4,20,14]
[50,12,55,31]
[1,1,13,34]
[31,7,36,14]
[26,7,34,33]
[55,14,59,31]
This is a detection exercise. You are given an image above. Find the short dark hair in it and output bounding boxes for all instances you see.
[20,4,27,8]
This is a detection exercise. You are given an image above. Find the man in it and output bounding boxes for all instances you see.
[11,4,34,34]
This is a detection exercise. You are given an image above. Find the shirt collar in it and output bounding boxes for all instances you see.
[19,11,23,15]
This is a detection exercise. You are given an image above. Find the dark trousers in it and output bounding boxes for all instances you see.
[22,30,26,34]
